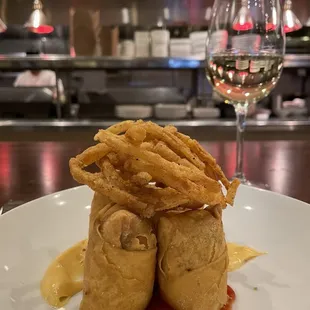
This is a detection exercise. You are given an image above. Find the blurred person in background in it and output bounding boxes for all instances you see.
[14,48,65,102]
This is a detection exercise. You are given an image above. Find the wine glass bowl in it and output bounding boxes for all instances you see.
[205,0,285,184]
[206,53,283,106]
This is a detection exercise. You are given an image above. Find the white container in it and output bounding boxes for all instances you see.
[154,104,188,119]
[116,105,153,119]
[150,29,170,57]
[232,34,261,52]
[193,107,220,119]
[119,40,135,57]
[190,31,208,58]
[254,109,271,121]
[170,39,191,57]
[134,31,150,57]
[209,30,228,53]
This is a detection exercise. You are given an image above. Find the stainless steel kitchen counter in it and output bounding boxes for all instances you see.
[1,119,310,141]
[0,118,309,130]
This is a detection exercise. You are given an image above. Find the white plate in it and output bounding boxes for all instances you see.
[0,185,309,310]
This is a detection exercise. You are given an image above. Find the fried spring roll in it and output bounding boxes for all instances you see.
[157,209,228,310]
[80,193,157,310]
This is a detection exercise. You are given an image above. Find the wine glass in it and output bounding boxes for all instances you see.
[205,0,285,185]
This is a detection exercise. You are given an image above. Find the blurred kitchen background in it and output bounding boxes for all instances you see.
[0,0,309,141]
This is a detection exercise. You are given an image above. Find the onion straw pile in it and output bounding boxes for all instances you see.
[69,120,240,218]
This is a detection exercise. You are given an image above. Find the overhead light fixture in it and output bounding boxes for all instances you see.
[25,0,54,34]
[283,0,302,33]
[0,17,7,33]
[266,2,279,32]
[232,0,253,31]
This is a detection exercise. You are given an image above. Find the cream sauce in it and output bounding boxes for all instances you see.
[40,239,87,308]
[40,240,265,308]
[227,242,266,272]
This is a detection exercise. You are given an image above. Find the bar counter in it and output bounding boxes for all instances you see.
[1,119,310,141]
[0,140,310,213]
[1,118,309,130]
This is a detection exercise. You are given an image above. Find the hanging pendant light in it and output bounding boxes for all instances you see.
[232,0,253,31]
[0,17,7,33]
[25,0,54,34]
[0,0,7,34]
[266,1,279,32]
[283,0,302,33]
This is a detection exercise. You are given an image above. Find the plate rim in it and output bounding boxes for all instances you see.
[1,184,309,222]
[237,184,310,208]
[0,185,90,220]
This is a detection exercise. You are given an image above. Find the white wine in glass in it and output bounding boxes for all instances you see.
[205,0,285,184]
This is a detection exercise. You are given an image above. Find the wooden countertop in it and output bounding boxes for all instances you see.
[1,140,310,211]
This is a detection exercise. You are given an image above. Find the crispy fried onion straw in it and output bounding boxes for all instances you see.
[69,120,240,217]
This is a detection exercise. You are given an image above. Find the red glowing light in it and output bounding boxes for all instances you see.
[232,22,253,31]
[238,71,248,77]
[266,23,277,31]
[70,47,76,57]
[28,25,54,34]
[0,144,12,193]
[266,23,301,33]
[284,24,302,33]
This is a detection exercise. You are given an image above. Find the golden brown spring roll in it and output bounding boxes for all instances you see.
[80,195,157,310]
[88,192,111,232]
[157,209,228,310]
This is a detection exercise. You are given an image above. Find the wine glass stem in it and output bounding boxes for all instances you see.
[234,104,248,182]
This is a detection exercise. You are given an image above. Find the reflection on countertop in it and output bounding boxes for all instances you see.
[1,140,310,207]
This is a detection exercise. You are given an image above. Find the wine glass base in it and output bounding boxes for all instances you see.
[232,174,269,189]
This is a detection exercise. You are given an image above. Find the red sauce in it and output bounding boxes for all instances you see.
[147,286,236,309]
[222,286,236,310]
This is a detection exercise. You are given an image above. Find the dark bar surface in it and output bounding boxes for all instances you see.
[0,140,309,212]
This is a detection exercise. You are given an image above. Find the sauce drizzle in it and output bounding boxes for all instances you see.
[222,286,236,310]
